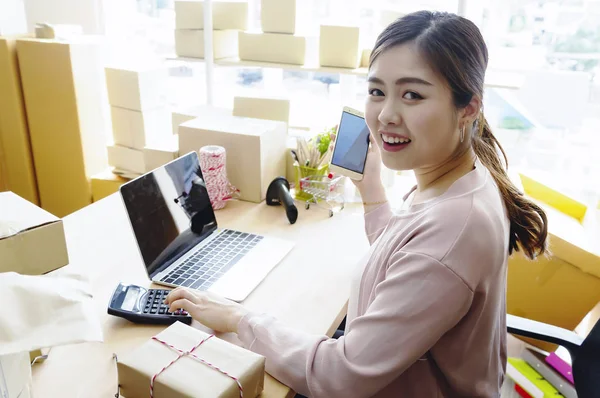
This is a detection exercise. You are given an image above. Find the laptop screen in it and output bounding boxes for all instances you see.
[120,152,218,277]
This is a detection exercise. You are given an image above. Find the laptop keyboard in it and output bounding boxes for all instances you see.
[160,230,264,291]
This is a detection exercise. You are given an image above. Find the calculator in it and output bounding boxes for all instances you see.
[107,282,192,325]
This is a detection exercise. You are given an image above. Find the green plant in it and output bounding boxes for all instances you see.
[314,126,337,155]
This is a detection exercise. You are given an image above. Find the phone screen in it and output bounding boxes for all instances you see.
[331,111,370,174]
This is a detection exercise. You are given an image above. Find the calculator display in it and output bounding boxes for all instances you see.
[122,288,139,311]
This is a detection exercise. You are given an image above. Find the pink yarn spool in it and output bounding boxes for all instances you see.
[199,146,238,210]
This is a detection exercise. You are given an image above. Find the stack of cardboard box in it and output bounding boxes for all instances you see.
[0,36,39,206]
[15,36,109,217]
[104,65,172,176]
[174,0,247,59]
[238,0,306,65]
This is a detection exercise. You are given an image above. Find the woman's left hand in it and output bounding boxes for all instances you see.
[165,288,249,334]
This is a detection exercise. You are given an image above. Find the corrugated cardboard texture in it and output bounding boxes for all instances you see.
[0,36,39,205]
[175,0,248,30]
[91,169,130,202]
[233,96,290,123]
[238,32,306,65]
[118,322,265,398]
[175,29,238,59]
[261,0,296,34]
[0,191,68,275]
[16,38,109,217]
[319,25,361,69]
[179,114,287,203]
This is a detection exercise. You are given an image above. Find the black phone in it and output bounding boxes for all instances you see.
[107,282,192,325]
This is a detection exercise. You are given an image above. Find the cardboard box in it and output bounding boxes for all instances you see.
[105,65,168,111]
[238,32,306,65]
[107,144,145,175]
[0,191,69,275]
[319,25,361,68]
[507,174,600,351]
[179,114,287,203]
[91,169,130,202]
[118,321,265,398]
[261,0,295,34]
[233,96,290,123]
[172,105,233,134]
[144,136,179,172]
[110,106,172,150]
[175,0,248,30]
[0,37,39,205]
[16,37,109,217]
[175,29,238,59]
[0,352,32,398]
[361,48,371,68]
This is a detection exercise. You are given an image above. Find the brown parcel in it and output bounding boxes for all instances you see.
[0,191,68,275]
[118,321,265,398]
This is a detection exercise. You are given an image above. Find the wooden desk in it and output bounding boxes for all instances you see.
[30,194,369,398]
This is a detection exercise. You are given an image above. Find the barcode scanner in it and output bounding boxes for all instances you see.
[266,177,298,224]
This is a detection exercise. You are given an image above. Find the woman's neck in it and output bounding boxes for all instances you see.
[412,147,477,203]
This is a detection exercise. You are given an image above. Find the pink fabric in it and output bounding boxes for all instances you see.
[238,158,510,397]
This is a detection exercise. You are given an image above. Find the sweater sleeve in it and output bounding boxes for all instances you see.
[237,251,474,398]
[364,202,393,245]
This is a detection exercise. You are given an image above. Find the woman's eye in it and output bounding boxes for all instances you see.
[368,88,384,97]
[403,91,423,100]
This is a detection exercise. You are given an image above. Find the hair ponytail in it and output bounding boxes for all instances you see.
[472,114,548,259]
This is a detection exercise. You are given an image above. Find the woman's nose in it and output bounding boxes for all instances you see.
[378,99,401,126]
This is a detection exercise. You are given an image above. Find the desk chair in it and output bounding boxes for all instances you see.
[508,314,600,397]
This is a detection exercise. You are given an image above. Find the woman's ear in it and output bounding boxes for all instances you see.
[460,96,481,126]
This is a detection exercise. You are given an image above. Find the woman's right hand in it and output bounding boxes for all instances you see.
[352,133,383,191]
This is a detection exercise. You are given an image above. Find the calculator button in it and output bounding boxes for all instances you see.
[150,308,157,314]
[158,308,166,314]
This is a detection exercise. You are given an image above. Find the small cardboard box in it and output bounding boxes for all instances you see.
[233,95,290,123]
[319,25,361,69]
[261,0,296,34]
[175,0,248,30]
[105,65,168,111]
[0,352,32,398]
[144,136,179,172]
[107,144,145,175]
[175,29,238,59]
[110,106,172,150]
[91,169,130,202]
[117,321,265,398]
[0,191,69,275]
[179,114,287,203]
[238,32,306,65]
[172,105,233,134]
[0,37,39,205]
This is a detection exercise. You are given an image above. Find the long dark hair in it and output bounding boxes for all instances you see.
[370,11,548,259]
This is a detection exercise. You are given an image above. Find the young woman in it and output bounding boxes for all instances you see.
[166,11,548,397]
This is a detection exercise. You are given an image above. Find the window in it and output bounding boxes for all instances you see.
[104,0,600,204]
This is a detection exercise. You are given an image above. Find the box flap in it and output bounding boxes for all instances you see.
[0,192,59,239]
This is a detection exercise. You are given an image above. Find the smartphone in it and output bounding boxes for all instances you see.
[329,106,370,181]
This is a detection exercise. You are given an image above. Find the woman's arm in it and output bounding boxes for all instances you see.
[237,252,473,398]
[360,181,393,244]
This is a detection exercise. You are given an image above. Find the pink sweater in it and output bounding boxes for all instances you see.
[238,159,509,397]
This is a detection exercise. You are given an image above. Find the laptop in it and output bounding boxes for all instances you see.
[119,151,295,302]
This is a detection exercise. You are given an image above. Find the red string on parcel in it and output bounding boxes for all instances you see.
[150,334,243,398]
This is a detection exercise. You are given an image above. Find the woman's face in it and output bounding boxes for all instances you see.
[365,43,463,172]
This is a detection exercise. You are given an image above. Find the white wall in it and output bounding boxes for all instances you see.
[22,0,105,34]
[0,0,28,35]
